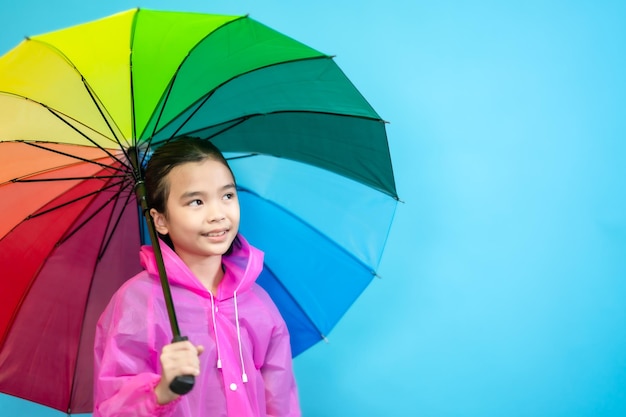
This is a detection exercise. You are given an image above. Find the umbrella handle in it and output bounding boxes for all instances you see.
[169,335,196,395]
[131,177,194,395]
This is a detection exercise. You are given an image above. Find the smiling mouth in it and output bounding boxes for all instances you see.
[204,230,228,237]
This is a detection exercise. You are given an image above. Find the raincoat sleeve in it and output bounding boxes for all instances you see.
[260,303,301,417]
[93,281,180,417]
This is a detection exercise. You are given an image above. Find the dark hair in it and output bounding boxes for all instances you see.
[144,137,238,250]
[144,137,235,213]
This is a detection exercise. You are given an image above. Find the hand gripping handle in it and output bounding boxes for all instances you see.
[169,335,195,395]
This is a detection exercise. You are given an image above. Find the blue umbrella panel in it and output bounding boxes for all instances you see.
[232,155,397,356]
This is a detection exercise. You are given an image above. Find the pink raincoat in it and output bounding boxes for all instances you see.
[93,235,300,417]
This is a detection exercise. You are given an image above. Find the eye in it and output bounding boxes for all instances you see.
[188,199,203,207]
[223,192,236,200]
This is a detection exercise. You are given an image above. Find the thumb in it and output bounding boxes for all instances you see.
[196,345,205,355]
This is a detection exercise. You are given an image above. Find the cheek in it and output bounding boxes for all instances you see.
[230,202,241,224]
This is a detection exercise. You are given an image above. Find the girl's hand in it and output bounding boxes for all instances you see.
[155,340,205,404]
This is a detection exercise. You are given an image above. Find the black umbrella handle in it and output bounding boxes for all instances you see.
[169,335,196,395]
[131,178,195,395]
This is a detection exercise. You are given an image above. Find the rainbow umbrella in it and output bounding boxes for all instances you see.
[0,8,398,414]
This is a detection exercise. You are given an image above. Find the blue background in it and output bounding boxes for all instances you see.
[2,1,625,416]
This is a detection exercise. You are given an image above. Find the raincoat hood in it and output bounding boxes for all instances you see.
[139,234,264,300]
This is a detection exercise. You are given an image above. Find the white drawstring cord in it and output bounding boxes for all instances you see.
[233,291,248,383]
[210,293,222,369]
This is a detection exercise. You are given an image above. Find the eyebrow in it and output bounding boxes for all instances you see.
[179,183,236,200]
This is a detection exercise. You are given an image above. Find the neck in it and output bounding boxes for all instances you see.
[178,253,224,295]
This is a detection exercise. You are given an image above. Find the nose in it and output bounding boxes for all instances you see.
[205,200,225,223]
[209,214,225,223]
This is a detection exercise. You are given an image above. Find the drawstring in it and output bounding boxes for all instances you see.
[233,290,248,383]
[209,293,222,369]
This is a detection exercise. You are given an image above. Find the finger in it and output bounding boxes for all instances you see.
[174,364,201,376]
[162,349,200,365]
[160,356,201,379]
[161,347,200,367]
[163,340,196,354]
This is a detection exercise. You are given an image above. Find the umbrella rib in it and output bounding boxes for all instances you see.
[0,186,131,357]
[97,184,136,261]
[80,80,129,150]
[224,153,259,161]
[129,9,141,150]
[194,117,249,142]
[63,181,134,415]
[180,110,397,198]
[145,55,334,143]
[0,90,127,152]
[176,110,386,142]
[13,175,128,183]
[143,71,178,148]
[143,18,329,143]
[140,15,250,146]
[245,108,385,124]
[25,38,129,147]
[238,187,377,275]
[26,179,128,220]
[45,107,130,167]
[261,263,328,342]
[145,55,385,144]
[166,90,218,140]
[57,181,132,247]
[143,70,182,154]
[16,140,127,173]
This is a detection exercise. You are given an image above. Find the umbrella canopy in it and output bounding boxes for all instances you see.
[0,8,398,414]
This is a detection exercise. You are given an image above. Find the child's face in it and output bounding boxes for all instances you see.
[152,158,240,263]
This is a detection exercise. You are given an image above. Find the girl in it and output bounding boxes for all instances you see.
[94,137,300,417]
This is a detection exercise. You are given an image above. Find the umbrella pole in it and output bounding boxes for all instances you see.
[134,180,195,395]
[134,181,181,337]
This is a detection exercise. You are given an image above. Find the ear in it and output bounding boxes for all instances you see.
[150,208,169,235]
